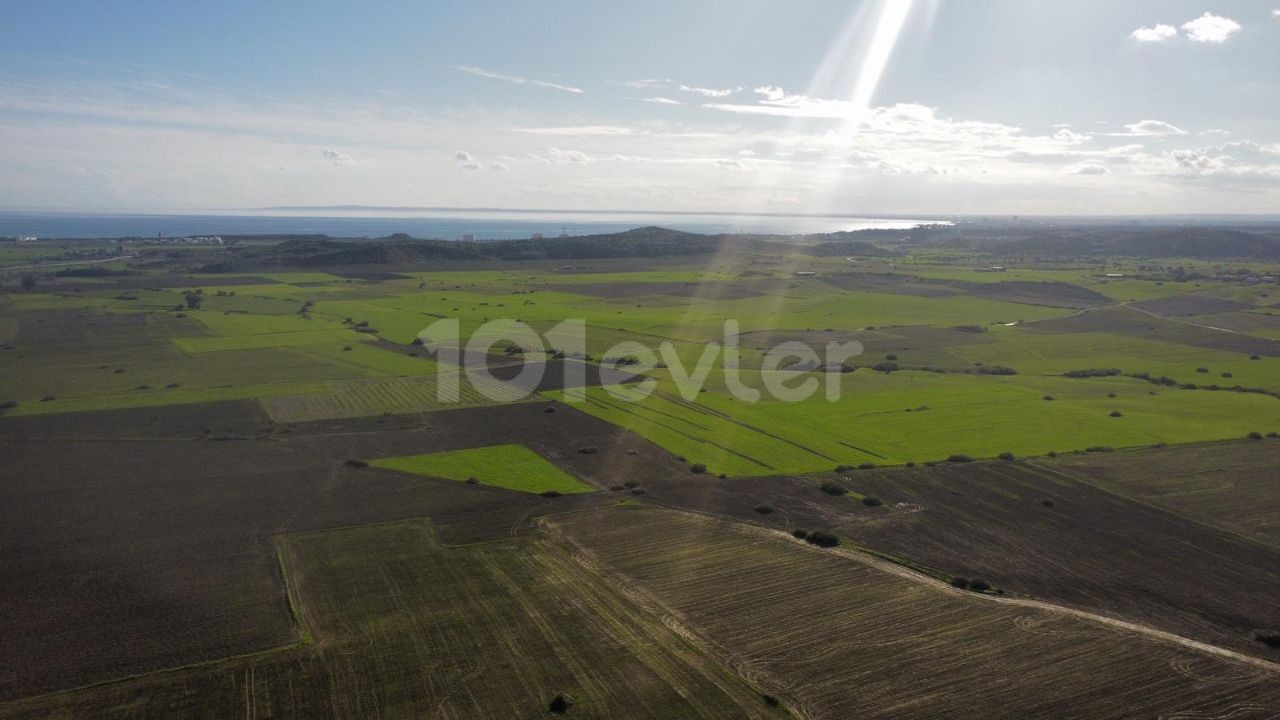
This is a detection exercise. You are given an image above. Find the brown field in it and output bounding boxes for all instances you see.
[0,401,634,700]
[545,506,1280,720]
[1134,294,1256,316]
[817,272,960,298]
[958,279,1114,308]
[1026,304,1280,356]
[620,459,1280,660]
[1041,440,1280,546]
[1,520,777,719]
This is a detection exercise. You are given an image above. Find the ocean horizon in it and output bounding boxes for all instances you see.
[0,209,946,241]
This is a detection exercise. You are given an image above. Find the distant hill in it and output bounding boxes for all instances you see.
[807,240,901,257]
[995,228,1280,259]
[196,226,738,272]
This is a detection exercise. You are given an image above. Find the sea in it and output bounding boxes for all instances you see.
[0,209,948,241]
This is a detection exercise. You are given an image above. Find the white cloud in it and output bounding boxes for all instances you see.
[1273,9,1280,19]
[1130,23,1178,42]
[455,150,481,170]
[640,97,684,106]
[515,125,636,136]
[615,78,670,89]
[453,65,584,94]
[1067,163,1109,175]
[488,162,509,171]
[1119,119,1187,137]
[1053,128,1090,143]
[529,147,590,165]
[1181,13,1241,43]
[322,149,354,165]
[679,84,743,98]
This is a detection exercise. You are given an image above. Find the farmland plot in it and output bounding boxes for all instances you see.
[546,506,1280,720]
[1,520,777,719]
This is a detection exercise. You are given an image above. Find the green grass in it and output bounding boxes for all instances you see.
[371,443,594,494]
[550,369,1280,476]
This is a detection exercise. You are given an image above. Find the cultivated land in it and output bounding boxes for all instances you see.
[4,223,1280,717]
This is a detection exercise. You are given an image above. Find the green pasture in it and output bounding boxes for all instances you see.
[371,443,593,494]
[551,369,1280,476]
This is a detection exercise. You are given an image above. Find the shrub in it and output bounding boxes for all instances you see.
[885,354,898,361]
[905,461,916,468]
[834,464,854,473]
[1222,372,1233,378]
[578,446,599,454]
[549,695,571,714]
[762,694,780,708]
[630,487,646,495]
[40,395,56,402]
[968,579,991,593]
[609,484,624,491]
[344,459,369,468]
[819,481,848,496]
[791,529,809,540]
[976,365,1018,376]
[465,477,479,484]
[1196,367,1209,374]
[858,462,876,470]
[1043,395,1055,401]
[805,530,840,548]
[624,481,639,489]
[1107,392,1117,398]
[689,463,707,474]
[0,400,18,410]
[947,454,973,463]
[861,496,884,507]
[1084,446,1115,453]
[950,577,969,589]
[540,490,562,498]
[1109,411,1123,418]
[1041,498,1056,507]
[718,473,727,479]
[1248,431,1264,440]
[544,405,556,414]
[997,452,1015,462]
[753,503,774,515]
[1254,630,1280,648]
[1268,432,1280,439]
[952,324,986,333]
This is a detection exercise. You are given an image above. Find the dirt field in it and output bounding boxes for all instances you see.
[0,402,631,700]
[1026,304,1280,356]
[1040,440,1280,546]
[545,506,1280,720]
[1133,294,1256,316]
[2,520,777,719]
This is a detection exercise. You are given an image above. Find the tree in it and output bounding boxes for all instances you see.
[184,291,203,310]
[21,274,35,292]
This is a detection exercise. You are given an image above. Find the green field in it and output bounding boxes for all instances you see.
[552,369,1280,475]
[372,443,595,494]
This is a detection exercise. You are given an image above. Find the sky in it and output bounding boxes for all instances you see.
[1,0,1278,216]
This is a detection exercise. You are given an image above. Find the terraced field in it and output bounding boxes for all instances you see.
[546,506,1280,720]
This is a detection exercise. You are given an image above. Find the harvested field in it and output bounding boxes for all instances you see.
[1026,304,1280,356]
[1040,440,1280,546]
[1134,294,1255,316]
[1,520,774,718]
[958,279,1114,308]
[545,506,1280,720]
[0,407,621,700]
[777,462,1280,659]
[259,370,531,422]
[817,272,961,298]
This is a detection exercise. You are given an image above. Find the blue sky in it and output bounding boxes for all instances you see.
[2,1,1278,214]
